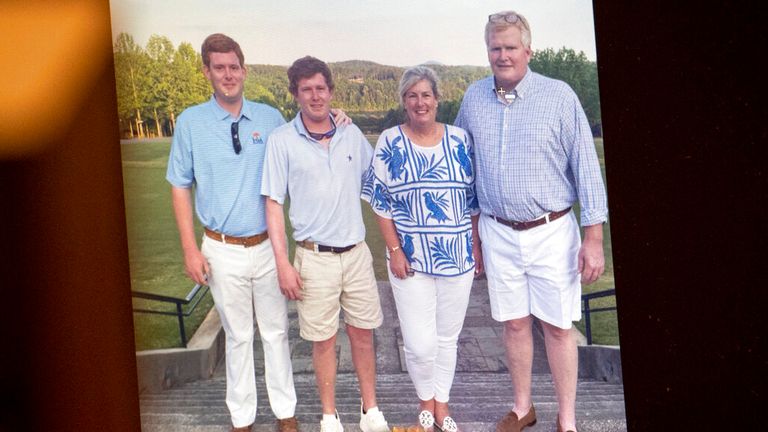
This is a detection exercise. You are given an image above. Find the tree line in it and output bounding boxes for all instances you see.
[113,33,601,138]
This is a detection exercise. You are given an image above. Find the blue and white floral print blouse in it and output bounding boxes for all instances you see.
[362,124,479,277]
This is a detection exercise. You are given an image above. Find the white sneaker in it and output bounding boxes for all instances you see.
[320,411,344,432]
[359,403,389,432]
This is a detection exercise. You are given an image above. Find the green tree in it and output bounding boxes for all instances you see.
[113,33,150,138]
[169,42,209,131]
[146,34,175,137]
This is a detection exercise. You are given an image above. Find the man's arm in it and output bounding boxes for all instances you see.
[578,224,605,284]
[265,198,303,300]
[471,214,484,277]
[171,186,209,285]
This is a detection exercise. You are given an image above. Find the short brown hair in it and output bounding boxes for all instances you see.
[287,56,335,96]
[201,33,244,67]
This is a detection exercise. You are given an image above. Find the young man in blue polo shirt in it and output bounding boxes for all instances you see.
[166,33,297,432]
[262,56,390,432]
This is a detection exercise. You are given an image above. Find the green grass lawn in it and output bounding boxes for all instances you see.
[123,137,617,350]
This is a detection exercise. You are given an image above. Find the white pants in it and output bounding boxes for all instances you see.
[202,236,296,427]
[389,268,474,402]
[479,211,582,329]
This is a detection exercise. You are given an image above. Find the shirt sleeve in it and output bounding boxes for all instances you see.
[261,133,289,205]
[361,131,393,219]
[166,113,194,188]
[561,89,608,226]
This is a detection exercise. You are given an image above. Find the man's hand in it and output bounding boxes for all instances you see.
[578,224,605,284]
[330,108,352,126]
[183,247,210,285]
[276,262,304,300]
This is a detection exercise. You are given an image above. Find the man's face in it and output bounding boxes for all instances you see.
[203,51,246,104]
[294,72,333,124]
[487,26,532,90]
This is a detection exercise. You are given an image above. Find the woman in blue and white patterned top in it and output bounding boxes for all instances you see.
[362,66,482,432]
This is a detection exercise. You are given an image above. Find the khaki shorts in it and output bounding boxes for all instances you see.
[293,241,383,341]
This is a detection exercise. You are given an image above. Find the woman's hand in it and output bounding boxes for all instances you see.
[389,249,412,279]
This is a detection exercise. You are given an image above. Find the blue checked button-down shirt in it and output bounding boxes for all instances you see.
[455,69,607,226]
[166,96,285,236]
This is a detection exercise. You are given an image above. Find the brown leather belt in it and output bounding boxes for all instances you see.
[204,227,269,247]
[490,207,572,231]
[297,240,357,254]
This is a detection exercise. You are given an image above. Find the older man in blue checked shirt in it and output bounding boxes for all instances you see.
[455,11,608,432]
[166,34,349,432]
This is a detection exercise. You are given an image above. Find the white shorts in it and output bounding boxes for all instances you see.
[479,211,582,329]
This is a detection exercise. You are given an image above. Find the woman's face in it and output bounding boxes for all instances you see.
[403,79,438,126]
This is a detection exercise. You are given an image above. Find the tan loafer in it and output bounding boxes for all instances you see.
[277,416,299,432]
[495,405,536,432]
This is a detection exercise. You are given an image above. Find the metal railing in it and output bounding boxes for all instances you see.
[132,284,210,347]
[581,288,617,345]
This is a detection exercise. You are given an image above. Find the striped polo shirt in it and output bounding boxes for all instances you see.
[166,96,285,236]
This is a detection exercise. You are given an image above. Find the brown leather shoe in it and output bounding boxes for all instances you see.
[231,424,252,432]
[277,416,299,432]
[495,405,536,432]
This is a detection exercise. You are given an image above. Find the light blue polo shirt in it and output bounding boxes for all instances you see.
[166,96,285,237]
[261,113,374,246]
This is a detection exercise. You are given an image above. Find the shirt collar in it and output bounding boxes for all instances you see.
[208,95,251,121]
[488,67,533,101]
[292,112,338,141]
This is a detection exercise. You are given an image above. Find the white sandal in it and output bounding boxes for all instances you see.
[435,416,459,432]
[418,410,435,432]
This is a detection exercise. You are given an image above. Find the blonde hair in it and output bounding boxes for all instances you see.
[485,10,531,48]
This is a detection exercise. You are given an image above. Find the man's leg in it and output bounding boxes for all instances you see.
[347,324,378,410]
[202,237,257,428]
[503,316,534,417]
[313,334,338,415]
[251,242,297,420]
[541,321,578,431]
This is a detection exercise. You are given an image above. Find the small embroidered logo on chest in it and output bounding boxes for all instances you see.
[347,155,352,162]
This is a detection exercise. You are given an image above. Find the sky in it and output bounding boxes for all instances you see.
[109,0,597,66]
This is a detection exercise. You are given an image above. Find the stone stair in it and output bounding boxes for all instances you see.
[138,280,626,431]
[139,371,626,431]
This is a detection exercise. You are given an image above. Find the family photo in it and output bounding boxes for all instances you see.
[110,1,622,431]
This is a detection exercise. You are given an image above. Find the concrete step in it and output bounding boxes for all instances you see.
[140,372,626,431]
